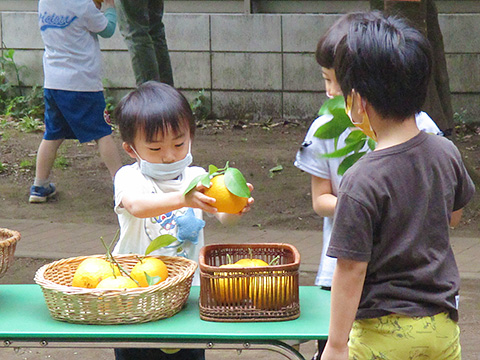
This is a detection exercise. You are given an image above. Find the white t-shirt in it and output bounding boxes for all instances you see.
[113,163,207,285]
[38,0,108,91]
[294,111,441,287]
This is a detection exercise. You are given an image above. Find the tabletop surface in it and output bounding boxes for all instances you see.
[0,285,330,341]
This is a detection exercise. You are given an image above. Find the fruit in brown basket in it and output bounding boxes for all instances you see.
[234,258,269,267]
[96,276,139,289]
[130,257,168,287]
[213,264,248,304]
[72,258,121,288]
[203,174,248,214]
[249,272,292,309]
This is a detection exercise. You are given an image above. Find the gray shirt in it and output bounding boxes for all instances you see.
[328,131,475,321]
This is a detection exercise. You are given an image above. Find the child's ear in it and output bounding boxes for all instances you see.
[122,142,137,159]
[356,92,368,116]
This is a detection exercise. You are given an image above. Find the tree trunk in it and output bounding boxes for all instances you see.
[369,0,454,133]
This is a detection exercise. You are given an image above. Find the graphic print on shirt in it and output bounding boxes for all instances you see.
[144,208,205,258]
[39,12,77,31]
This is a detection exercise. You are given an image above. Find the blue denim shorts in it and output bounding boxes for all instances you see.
[43,89,112,143]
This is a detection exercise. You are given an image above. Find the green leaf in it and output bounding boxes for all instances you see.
[145,272,163,286]
[183,173,210,194]
[321,140,365,158]
[314,109,352,139]
[318,96,346,116]
[145,234,177,255]
[368,138,377,151]
[224,167,250,198]
[268,165,283,178]
[344,130,367,145]
[208,164,218,175]
[337,152,367,175]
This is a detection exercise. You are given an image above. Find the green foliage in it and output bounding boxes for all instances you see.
[0,162,7,173]
[314,96,376,175]
[0,48,45,130]
[190,89,211,122]
[19,158,35,169]
[453,110,478,140]
[183,161,250,198]
[54,156,70,169]
[15,116,43,133]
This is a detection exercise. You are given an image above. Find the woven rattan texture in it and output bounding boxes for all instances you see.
[199,243,300,322]
[34,254,197,324]
[0,228,20,278]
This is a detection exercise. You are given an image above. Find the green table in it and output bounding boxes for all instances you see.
[0,285,330,360]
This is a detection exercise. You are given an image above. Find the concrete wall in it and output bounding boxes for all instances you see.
[2,10,480,121]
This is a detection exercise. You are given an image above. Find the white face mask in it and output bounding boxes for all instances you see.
[131,146,193,181]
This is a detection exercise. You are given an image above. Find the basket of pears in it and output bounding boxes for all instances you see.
[34,232,197,324]
[198,243,300,322]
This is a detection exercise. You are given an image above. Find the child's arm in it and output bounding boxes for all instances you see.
[121,186,217,219]
[321,258,368,360]
[312,175,337,218]
[450,209,463,228]
[96,1,116,39]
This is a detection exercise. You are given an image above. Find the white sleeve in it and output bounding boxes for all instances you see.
[415,111,443,135]
[83,0,109,33]
[113,165,146,215]
[294,115,334,179]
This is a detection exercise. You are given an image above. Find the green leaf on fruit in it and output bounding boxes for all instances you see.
[145,234,177,255]
[184,173,209,194]
[145,272,163,286]
[224,167,250,198]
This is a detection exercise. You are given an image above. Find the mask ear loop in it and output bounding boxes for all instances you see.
[129,145,143,161]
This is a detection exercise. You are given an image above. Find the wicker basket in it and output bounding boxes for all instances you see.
[199,243,300,322]
[0,228,21,279]
[34,254,197,324]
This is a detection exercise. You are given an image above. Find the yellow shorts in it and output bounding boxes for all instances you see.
[348,312,461,360]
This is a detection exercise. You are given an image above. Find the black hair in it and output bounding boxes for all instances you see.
[114,81,195,144]
[334,11,432,121]
[316,12,374,68]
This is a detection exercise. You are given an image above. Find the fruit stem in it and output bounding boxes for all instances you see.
[269,255,280,266]
[100,232,140,286]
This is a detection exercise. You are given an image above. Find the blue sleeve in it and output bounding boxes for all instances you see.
[97,7,116,38]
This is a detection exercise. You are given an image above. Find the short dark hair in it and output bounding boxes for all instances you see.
[114,81,195,144]
[334,12,432,120]
[316,12,374,68]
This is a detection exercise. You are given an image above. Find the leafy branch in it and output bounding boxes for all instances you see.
[314,96,376,175]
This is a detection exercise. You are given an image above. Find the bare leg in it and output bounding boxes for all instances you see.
[96,134,123,178]
[34,139,64,181]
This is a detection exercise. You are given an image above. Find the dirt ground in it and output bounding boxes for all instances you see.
[1,120,480,359]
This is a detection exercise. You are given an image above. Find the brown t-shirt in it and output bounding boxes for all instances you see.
[327,131,475,321]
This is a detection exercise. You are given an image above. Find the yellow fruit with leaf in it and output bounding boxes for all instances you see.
[96,276,139,289]
[204,174,248,214]
[72,257,121,288]
[184,162,251,214]
[130,257,168,287]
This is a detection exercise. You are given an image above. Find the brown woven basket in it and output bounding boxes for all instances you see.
[0,228,21,278]
[199,243,300,322]
[34,254,197,324]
